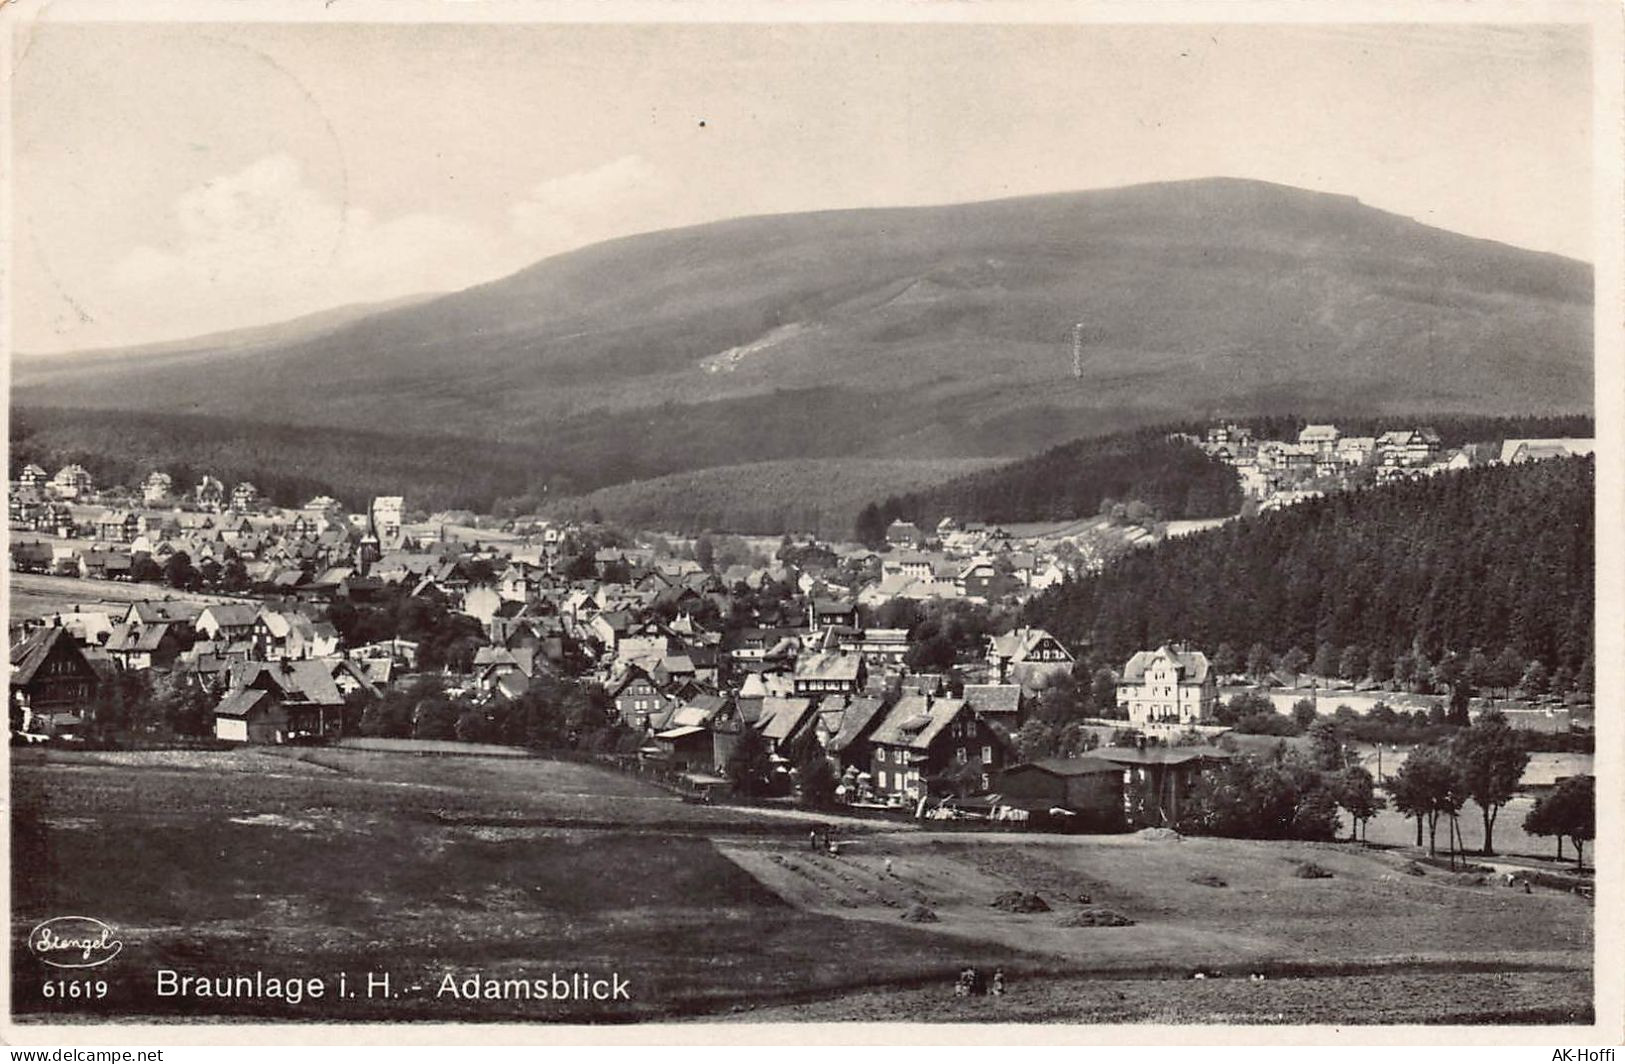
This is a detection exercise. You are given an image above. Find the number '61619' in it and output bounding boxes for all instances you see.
[42,979,108,999]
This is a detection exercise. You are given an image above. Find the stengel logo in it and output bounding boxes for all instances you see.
[27,916,123,969]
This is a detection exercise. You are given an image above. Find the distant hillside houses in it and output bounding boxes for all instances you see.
[1189,420,1581,511]
[51,464,94,499]
[1499,438,1595,464]
[196,475,226,511]
[231,482,262,513]
[142,471,173,505]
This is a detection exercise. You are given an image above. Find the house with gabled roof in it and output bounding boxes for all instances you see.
[963,683,1025,726]
[886,520,924,548]
[822,693,892,772]
[230,482,262,513]
[806,598,858,630]
[9,627,102,733]
[472,646,536,695]
[997,758,1125,827]
[195,603,258,645]
[50,464,94,499]
[588,609,635,655]
[253,609,336,661]
[1115,644,1218,726]
[644,694,734,772]
[792,650,867,698]
[213,658,345,744]
[11,540,53,574]
[18,463,48,491]
[606,662,676,729]
[1094,746,1232,828]
[755,696,817,755]
[1297,424,1340,453]
[105,621,189,672]
[141,471,173,505]
[95,510,140,543]
[227,658,345,706]
[986,627,1074,690]
[1498,437,1596,465]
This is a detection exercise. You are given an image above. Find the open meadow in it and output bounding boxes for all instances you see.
[6,572,243,622]
[11,747,1592,1025]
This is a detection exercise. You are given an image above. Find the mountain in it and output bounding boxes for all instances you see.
[15,293,437,384]
[13,178,1592,500]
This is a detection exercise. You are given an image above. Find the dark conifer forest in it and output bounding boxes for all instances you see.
[857,430,1245,540]
[1025,456,1593,687]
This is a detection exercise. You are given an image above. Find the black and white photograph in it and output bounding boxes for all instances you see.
[3,1,1617,1041]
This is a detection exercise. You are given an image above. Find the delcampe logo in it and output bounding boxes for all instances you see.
[28,916,124,969]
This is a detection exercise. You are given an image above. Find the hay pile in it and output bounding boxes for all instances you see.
[1189,873,1228,888]
[900,903,940,923]
[1135,827,1182,841]
[990,891,1051,913]
[1294,861,1334,879]
[1057,907,1135,927]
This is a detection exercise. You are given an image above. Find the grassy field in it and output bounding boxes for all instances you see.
[10,748,1047,1024]
[10,747,1592,1025]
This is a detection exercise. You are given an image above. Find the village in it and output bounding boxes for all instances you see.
[1179,421,1596,515]
[6,422,1595,838]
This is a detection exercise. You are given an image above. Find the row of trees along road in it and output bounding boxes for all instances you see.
[1386,711,1593,868]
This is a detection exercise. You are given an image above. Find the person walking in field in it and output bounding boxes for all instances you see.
[884,857,894,877]
[809,829,818,851]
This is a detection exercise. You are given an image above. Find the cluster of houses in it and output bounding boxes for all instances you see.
[1180,423,1596,511]
[11,465,263,534]
[13,504,1240,824]
[10,466,415,586]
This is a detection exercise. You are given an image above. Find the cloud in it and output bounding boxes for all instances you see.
[508,154,671,249]
[108,153,488,338]
[102,152,678,347]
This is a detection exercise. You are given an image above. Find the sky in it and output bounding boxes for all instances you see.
[9,18,1596,354]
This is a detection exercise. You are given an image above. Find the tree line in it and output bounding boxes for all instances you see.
[1174,708,1593,869]
[1385,715,1592,868]
[855,429,1243,542]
